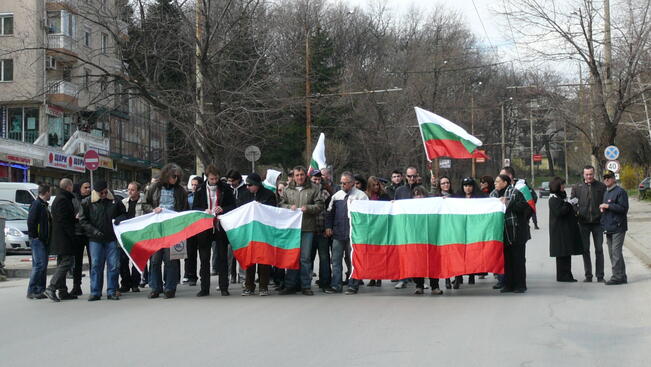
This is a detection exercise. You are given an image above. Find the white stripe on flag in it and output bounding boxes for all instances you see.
[349,197,505,216]
[219,201,302,231]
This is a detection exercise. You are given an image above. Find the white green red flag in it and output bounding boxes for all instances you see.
[308,133,326,175]
[349,197,505,279]
[113,210,215,273]
[219,201,302,270]
[262,169,281,192]
[515,180,536,212]
[415,106,482,160]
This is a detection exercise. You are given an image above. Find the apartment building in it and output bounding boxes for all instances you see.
[0,0,166,192]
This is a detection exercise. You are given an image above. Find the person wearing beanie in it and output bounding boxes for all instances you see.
[237,172,277,296]
[79,180,127,301]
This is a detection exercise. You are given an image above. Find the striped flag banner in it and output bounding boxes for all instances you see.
[349,197,505,279]
[113,210,215,273]
[515,180,536,212]
[219,201,303,270]
[415,106,483,160]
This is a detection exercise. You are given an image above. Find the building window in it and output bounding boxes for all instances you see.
[0,59,13,82]
[6,107,39,143]
[47,11,74,37]
[84,26,91,47]
[101,33,108,54]
[0,14,13,35]
[48,113,73,147]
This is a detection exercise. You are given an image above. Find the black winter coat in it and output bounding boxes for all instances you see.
[193,181,235,240]
[27,197,51,244]
[394,183,417,200]
[548,194,584,257]
[237,187,277,207]
[570,180,606,224]
[80,191,127,243]
[50,190,77,255]
[601,185,628,233]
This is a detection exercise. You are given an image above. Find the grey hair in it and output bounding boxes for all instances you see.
[340,171,354,182]
[59,178,73,190]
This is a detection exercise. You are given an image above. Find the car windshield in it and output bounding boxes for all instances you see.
[30,189,39,197]
[0,202,29,220]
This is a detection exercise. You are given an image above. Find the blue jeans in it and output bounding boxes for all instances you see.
[284,232,314,290]
[149,248,179,292]
[311,234,331,288]
[89,241,120,297]
[331,238,348,292]
[27,238,48,295]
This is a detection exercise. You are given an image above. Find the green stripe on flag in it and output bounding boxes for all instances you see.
[420,123,478,153]
[120,212,212,253]
[310,159,319,170]
[226,220,301,251]
[351,212,503,246]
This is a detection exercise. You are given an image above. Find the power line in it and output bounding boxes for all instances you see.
[471,0,496,54]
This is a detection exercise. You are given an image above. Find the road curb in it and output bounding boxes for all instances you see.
[625,233,651,268]
[4,263,89,279]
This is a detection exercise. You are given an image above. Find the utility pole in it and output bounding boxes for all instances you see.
[501,102,505,165]
[471,92,476,178]
[304,21,312,163]
[195,0,205,174]
[604,0,614,119]
[529,101,535,187]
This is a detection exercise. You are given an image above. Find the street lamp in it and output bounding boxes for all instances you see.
[499,97,513,166]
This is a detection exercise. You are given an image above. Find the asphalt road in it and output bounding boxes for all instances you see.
[1,198,650,367]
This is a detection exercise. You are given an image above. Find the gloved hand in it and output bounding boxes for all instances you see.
[114,218,122,226]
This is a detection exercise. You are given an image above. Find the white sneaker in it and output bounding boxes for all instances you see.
[394,280,407,289]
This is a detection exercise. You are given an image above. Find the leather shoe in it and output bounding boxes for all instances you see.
[278,288,297,295]
[500,287,514,293]
[597,277,605,283]
[164,290,176,299]
[26,293,36,299]
[605,279,627,285]
[492,282,504,289]
[88,295,101,302]
[70,287,83,296]
[414,288,424,295]
[118,286,131,293]
[131,287,140,293]
[44,288,60,302]
[583,277,593,282]
[196,290,209,297]
[220,290,230,296]
[107,295,120,300]
[513,288,527,293]
[58,291,78,300]
[302,289,314,296]
[148,291,160,299]
[323,287,340,294]
[344,288,358,295]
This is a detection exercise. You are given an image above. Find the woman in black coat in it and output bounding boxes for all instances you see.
[548,177,584,282]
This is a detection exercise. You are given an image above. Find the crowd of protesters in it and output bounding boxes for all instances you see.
[25,162,629,302]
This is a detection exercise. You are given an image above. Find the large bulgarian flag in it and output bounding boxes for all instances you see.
[349,197,505,279]
[308,133,326,175]
[113,210,215,273]
[515,180,536,212]
[219,201,302,270]
[415,106,483,160]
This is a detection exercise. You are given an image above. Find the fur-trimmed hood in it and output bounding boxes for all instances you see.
[90,189,115,203]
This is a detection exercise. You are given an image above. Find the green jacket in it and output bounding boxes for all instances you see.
[279,180,324,232]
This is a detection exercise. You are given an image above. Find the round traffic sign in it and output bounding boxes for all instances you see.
[606,160,620,173]
[84,149,100,171]
[244,145,261,162]
[604,145,620,160]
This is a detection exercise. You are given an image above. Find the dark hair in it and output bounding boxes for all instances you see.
[438,175,454,195]
[480,175,495,193]
[205,164,220,178]
[354,174,367,191]
[501,166,516,178]
[128,181,141,191]
[226,169,242,181]
[159,163,183,186]
[583,165,595,172]
[497,174,511,185]
[191,176,203,185]
[38,183,51,196]
[292,166,307,175]
[392,170,403,176]
[549,176,565,194]
[412,185,429,198]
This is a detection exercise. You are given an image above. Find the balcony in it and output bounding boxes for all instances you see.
[47,80,79,109]
[47,34,78,62]
[117,20,129,39]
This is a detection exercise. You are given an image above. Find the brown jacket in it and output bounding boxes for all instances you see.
[279,180,324,232]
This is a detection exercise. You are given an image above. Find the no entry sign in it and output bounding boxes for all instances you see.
[84,149,100,171]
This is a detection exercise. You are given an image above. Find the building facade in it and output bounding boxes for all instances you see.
[0,0,166,189]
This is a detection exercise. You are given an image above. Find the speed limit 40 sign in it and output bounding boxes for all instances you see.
[606,160,620,173]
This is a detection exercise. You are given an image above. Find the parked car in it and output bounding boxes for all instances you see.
[0,200,31,254]
[0,183,39,211]
[640,177,651,199]
[538,181,550,198]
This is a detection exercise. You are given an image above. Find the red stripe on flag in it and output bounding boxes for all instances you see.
[351,241,504,279]
[424,139,474,159]
[129,217,214,272]
[233,241,300,270]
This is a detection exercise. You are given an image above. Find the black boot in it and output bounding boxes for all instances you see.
[445,278,452,289]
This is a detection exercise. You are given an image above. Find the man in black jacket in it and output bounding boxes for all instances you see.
[600,170,629,285]
[570,165,607,282]
[394,167,418,200]
[193,164,235,296]
[385,169,404,200]
[26,183,51,299]
[238,173,277,296]
[70,181,91,296]
[44,178,78,302]
[80,180,127,301]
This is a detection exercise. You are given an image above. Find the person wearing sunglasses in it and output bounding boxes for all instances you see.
[143,163,188,299]
[79,180,128,301]
[394,166,419,201]
[599,170,629,285]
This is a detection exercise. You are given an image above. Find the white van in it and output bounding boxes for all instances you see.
[0,183,40,210]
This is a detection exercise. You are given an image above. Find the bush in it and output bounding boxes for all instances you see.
[620,164,645,190]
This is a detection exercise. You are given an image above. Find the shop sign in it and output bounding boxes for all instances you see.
[5,154,33,166]
[99,156,114,170]
[46,105,64,117]
[46,151,85,172]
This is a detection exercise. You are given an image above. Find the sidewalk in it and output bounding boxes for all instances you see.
[625,197,651,267]
[1,253,89,279]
